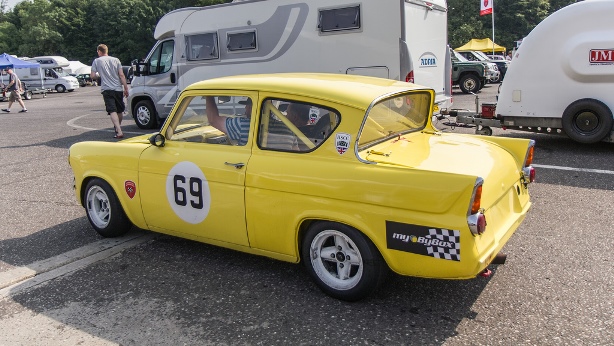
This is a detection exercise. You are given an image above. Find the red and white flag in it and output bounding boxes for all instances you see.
[480,0,493,16]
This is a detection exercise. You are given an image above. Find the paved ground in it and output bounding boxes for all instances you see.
[0,84,612,345]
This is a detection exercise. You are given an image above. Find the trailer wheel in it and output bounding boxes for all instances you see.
[459,74,480,94]
[23,91,32,100]
[562,99,613,144]
[134,100,157,129]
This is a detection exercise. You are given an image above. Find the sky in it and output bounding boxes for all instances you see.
[4,0,23,11]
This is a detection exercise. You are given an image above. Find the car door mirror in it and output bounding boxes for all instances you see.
[149,133,165,147]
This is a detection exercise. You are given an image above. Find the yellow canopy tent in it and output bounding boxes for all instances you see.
[456,38,506,53]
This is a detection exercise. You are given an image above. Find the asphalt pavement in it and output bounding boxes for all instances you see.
[0,84,612,345]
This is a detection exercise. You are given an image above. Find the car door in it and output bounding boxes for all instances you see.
[138,91,256,246]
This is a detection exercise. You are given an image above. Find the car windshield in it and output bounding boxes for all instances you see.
[452,50,468,62]
[357,91,431,150]
[474,51,491,60]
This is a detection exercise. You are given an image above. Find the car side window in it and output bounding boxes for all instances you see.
[258,99,340,152]
[166,95,252,146]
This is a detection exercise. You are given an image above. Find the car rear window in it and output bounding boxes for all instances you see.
[358,91,431,150]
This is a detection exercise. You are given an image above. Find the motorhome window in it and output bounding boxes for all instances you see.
[186,33,219,60]
[318,6,361,33]
[148,40,174,75]
[227,31,257,52]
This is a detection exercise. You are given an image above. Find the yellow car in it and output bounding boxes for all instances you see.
[69,73,535,301]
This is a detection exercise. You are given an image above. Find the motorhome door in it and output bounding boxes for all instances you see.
[144,40,178,119]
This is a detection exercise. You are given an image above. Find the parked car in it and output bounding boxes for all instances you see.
[122,66,133,84]
[456,50,501,83]
[451,49,488,94]
[486,54,511,80]
[69,73,535,301]
[75,73,96,87]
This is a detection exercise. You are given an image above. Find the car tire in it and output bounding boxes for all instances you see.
[302,221,388,301]
[562,98,613,144]
[459,74,480,94]
[55,84,66,93]
[134,100,157,129]
[84,178,132,237]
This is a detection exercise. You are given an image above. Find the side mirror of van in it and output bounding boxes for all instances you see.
[134,61,149,77]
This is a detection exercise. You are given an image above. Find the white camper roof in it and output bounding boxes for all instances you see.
[154,8,199,40]
[28,56,70,67]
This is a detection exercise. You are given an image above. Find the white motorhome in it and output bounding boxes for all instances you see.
[454,0,614,144]
[128,0,452,129]
[18,56,79,93]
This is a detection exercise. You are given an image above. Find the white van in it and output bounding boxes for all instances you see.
[18,56,79,93]
[128,0,452,128]
[454,0,614,144]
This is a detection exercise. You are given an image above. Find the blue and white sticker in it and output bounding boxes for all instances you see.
[166,161,211,224]
[335,133,351,155]
[419,52,438,68]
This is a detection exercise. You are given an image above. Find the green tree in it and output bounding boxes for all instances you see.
[448,0,577,51]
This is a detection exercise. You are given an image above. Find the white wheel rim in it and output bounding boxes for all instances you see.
[137,107,151,125]
[86,185,111,229]
[309,230,363,291]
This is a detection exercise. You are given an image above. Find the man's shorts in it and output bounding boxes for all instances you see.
[101,90,126,115]
[9,90,22,102]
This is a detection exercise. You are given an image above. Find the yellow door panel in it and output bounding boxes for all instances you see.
[139,141,250,246]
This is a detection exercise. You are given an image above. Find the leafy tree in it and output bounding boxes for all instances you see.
[449,0,578,51]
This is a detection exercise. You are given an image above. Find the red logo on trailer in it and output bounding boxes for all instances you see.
[590,49,614,64]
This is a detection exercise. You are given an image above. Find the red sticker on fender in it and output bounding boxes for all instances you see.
[125,181,136,199]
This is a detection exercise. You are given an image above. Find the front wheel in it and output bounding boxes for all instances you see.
[133,100,157,129]
[55,84,66,93]
[84,178,132,237]
[459,74,480,94]
[302,222,388,301]
[562,98,613,144]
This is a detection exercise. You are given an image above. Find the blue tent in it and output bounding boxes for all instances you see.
[0,53,40,69]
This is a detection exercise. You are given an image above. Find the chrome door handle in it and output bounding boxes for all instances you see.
[224,162,245,169]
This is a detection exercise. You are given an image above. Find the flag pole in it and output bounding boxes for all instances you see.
[491,0,495,56]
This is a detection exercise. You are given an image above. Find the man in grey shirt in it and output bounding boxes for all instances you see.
[91,44,129,138]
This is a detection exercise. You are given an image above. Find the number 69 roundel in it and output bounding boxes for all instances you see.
[165,161,211,224]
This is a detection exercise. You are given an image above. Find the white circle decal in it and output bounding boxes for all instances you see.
[166,161,211,224]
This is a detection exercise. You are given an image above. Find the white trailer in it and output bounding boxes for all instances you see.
[451,0,614,144]
[128,0,452,129]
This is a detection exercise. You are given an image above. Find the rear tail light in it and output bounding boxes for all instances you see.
[468,178,487,235]
[405,70,414,84]
[470,184,482,214]
[524,141,535,166]
[522,140,536,184]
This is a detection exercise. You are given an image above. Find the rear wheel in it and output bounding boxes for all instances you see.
[134,100,157,129]
[459,74,480,94]
[84,178,132,237]
[562,99,613,144]
[302,222,388,301]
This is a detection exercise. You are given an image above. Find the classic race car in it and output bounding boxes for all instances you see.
[69,73,535,301]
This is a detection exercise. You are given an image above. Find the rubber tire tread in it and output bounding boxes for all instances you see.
[562,98,613,144]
